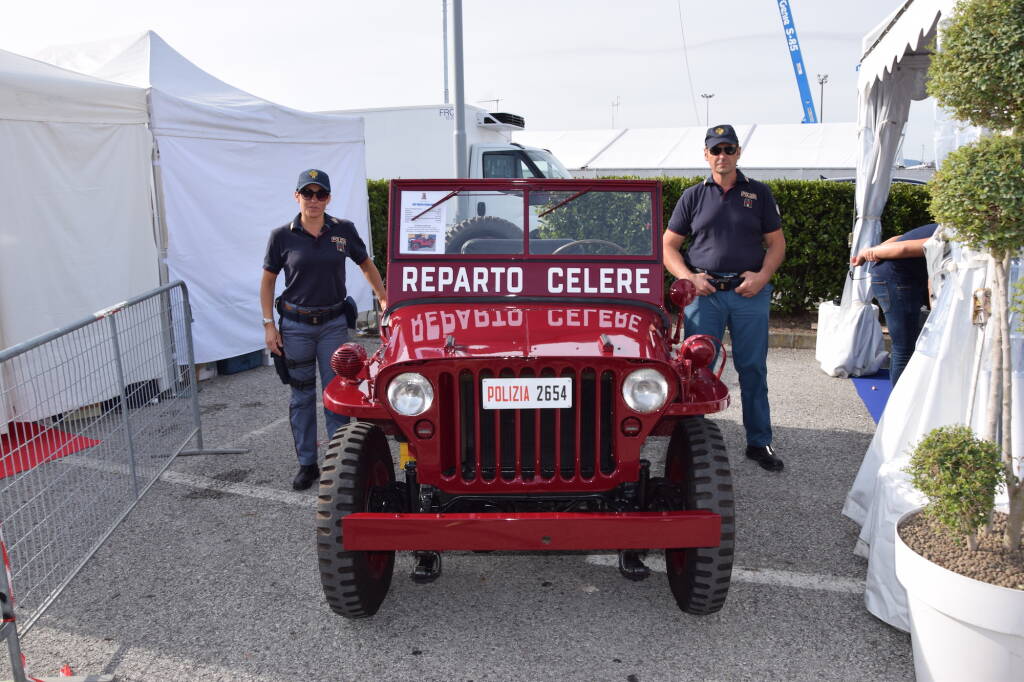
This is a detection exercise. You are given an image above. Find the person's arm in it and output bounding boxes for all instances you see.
[736,229,786,297]
[260,269,282,355]
[850,237,929,266]
[359,258,387,310]
[663,230,714,296]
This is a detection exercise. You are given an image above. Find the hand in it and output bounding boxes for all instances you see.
[687,271,715,296]
[265,323,283,356]
[851,247,878,266]
[735,270,768,298]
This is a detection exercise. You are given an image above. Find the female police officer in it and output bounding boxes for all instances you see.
[260,169,387,490]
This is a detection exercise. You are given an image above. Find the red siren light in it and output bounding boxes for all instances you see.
[330,343,367,381]
[681,335,717,369]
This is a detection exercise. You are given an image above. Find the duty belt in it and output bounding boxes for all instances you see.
[692,267,745,292]
[276,298,345,326]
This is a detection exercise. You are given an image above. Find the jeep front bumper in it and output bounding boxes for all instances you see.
[342,510,720,551]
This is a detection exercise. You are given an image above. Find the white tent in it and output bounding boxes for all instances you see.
[41,32,370,364]
[506,128,626,171]
[835,0,1022,633]
[815,0,953,378]
[0,49,159,425]
[737,123,858,171]
[515,122,863,180]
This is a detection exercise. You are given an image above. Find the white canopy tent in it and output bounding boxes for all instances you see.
[0,49,159,426]
[815,0,953,377]
[737,123,858,171]
[41,32,371,364]
[508,128,627,170]
[514,123,861,180]
[834,0,1022,632]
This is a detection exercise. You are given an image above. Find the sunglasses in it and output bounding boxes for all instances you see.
[708,145,738,156]
[299,188,330,200]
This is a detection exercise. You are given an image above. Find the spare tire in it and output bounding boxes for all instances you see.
[446,216,523,254]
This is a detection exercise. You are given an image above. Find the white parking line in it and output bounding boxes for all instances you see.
[583,553,864,594]
[231,415,291,447]
[160,469,315,509]
[159,469,865,595]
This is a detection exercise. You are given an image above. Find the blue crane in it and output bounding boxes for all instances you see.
[775,0,818,123]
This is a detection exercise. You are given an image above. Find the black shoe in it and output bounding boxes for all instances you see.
[411,551,442,584]
[292,464,320,490]
[746,445,784,472]
[618,551,651,581]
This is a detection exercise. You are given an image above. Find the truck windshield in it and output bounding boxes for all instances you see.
[525,149,573,179]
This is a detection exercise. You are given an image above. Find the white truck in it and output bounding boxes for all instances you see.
[323,104,572,180]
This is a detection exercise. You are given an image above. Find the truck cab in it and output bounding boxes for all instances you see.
[472,142,573,179]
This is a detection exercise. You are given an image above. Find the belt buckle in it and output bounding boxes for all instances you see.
[310,314,322,325]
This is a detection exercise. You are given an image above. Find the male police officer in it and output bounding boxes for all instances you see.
[662,125,786,472]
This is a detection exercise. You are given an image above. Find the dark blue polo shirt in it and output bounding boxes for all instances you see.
[871,223,937,288]
[667,170,781,273]
[263,213,369,307]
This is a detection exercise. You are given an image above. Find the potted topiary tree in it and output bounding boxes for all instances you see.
[896,425,1022,682]
[890,0,1024,680]
[927,0,1024,549]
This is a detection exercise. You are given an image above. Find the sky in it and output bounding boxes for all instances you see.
[0,0,937,162]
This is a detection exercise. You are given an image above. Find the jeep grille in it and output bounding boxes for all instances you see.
[439,366,617,483]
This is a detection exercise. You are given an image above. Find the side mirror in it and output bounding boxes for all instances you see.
[669,279,696,309]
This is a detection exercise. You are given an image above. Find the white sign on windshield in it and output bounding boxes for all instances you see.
[399,191,447,254]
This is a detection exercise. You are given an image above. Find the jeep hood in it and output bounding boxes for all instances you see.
[382,303,669,364]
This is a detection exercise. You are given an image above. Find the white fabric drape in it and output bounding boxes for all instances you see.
[843,244,1022,630]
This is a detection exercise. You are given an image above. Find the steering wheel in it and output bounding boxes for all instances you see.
[551,239,627,255]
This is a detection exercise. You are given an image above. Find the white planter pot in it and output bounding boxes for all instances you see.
[894,507,1024,682]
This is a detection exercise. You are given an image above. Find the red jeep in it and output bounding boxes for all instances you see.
[317,179,733,618]
[407,233,436,251]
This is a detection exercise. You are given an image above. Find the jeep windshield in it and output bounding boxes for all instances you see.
[389,179,663,308]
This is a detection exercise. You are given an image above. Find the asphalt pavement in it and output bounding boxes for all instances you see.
[2,345,914,682]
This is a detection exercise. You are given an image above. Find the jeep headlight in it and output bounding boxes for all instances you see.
[387,372,434,416]
[621,368,668,413]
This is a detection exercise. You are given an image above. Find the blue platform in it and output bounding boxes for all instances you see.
[851,368,892,424]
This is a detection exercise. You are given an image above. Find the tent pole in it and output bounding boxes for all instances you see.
[150,135,170,287]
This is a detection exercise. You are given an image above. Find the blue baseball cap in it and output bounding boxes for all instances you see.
[705,124,739,149]
[296,169,331,192]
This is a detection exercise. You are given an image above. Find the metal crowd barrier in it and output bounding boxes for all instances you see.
[0,281,239,680]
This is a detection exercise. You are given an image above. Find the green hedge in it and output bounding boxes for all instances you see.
[365,177,933,314]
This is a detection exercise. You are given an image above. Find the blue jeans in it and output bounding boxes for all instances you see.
[280,314,350,466]
[872,278,927,386]
[684,284,773,447]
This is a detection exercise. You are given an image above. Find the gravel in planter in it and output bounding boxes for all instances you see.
[901,512,1024,589]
